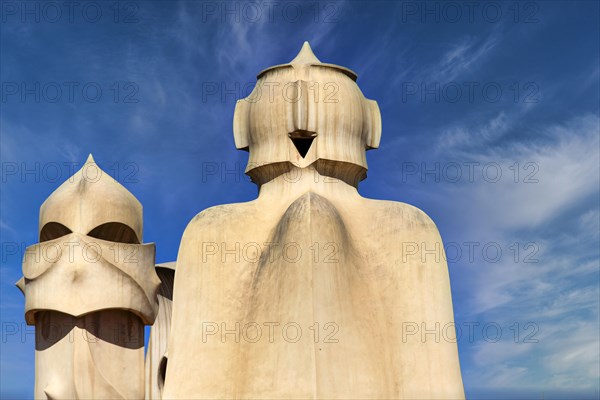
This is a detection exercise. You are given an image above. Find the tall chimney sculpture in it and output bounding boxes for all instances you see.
[162,42,464,398]
[18,155,160,399]
[19,43,464,399]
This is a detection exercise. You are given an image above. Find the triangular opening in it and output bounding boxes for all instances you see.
[289,130,317,158]
[291,137,315,158]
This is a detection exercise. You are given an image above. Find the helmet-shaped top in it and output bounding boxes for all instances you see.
[39,154,143,243]
[233,42,381,186]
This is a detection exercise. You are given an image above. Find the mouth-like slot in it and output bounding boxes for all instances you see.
[289,130,317,158]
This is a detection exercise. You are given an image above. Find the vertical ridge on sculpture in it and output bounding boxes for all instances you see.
[18,155,160,399]
[163,42,464,399]
[145,262,176,400]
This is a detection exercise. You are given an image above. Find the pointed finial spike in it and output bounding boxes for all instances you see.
[15,277,25,294]
[86,153,95,164]
[290,41,321,65]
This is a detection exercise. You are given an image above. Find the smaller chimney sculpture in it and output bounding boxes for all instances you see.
[17,155,160,399]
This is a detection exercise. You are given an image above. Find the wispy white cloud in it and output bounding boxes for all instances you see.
[436,111,511,152]
[2,2,598,397]
[432,34,499,82]
[436,113,600,391]
[472,340,534,367]
[440,113,599,233]
[0,220,17,236]
[390,30,500,88]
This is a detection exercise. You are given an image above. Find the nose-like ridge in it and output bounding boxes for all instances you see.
[22,232,104,281]
[20,231,160,326]
[22,232,82,280]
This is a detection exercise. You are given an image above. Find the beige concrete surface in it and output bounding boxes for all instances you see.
[19,43,464,400]
[18,155,160,399]
[162,43,464,399]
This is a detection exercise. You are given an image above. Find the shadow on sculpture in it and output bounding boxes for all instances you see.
[18,155,160,399]
[20,42,464,400]
[160,42,465,399]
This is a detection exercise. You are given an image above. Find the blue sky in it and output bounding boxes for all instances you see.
[1,1,599,398]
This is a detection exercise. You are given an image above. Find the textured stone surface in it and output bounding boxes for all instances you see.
[162,43,464,399]
[20,42,464,399]
[18,155,160,399]
[145,262,175,400]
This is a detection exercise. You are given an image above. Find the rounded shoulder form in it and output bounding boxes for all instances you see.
[174,200,262,277]
[359,197,441,233]
[181,200,259,239]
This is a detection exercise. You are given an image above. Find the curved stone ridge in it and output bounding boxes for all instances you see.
[39,154,144,243]
[21,234,159,325]
[233,42,381,186]
[163,42,464,399]
[257,41,358,81]
[18,155,160,400]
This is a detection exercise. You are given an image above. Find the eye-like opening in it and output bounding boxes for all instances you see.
[40,222,72,242]
[88,222,140,244]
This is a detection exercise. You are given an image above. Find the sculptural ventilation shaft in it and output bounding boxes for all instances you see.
[20,42,464,399]
[162,42,465,398]
[18,154,160,399]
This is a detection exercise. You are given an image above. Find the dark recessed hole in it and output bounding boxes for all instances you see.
[289,130,316,158]
[291,138,314,158]
[88,222,139,244]
[156,267,175,300]
[40,222,72,242]
[158,356,168,390]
